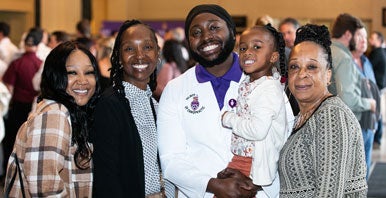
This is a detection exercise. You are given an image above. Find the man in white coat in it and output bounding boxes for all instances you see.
[157,4,288,198]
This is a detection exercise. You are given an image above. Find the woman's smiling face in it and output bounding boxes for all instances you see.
[288,41,331,104]
[120,24,159,90]
[65,49,96,106]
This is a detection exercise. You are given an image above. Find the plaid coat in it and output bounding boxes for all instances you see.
[5,99,92,197]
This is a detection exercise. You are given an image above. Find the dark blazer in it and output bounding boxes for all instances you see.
[91,87,145,197]
[369,48,386,89]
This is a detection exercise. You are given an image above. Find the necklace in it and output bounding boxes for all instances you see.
[294,94,332,130]
[294,107,316,130]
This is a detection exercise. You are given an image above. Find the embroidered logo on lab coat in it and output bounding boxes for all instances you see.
[185,94,205,114]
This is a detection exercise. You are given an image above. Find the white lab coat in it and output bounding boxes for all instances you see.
[158,66,290,197]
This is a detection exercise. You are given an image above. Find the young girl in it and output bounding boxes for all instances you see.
[220,24,293,197]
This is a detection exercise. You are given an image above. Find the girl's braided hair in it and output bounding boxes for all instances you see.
[259,23,287,81]
[294,24,332,69]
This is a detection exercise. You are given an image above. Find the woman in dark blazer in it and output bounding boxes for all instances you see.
[91,20,169,197]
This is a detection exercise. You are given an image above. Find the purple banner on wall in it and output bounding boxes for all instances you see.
[100,21,123,37]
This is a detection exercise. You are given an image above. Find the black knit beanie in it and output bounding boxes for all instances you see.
[184,4,236,40]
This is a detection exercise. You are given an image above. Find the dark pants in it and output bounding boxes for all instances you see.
[2,101,32,175]
[374,117,383,144]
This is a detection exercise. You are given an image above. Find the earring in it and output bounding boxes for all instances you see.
[272,67,280,80]
[157,57,162,65]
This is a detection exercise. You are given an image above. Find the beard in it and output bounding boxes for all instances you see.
[189,35,235,68]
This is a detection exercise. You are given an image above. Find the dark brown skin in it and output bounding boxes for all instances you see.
[207,168,260,198]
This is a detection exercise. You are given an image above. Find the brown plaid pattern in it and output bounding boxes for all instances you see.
[5,99,92,198]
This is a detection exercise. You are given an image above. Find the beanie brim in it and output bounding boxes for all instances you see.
[184,4,236,40]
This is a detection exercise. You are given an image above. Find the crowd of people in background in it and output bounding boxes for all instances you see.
[0,3,384,197]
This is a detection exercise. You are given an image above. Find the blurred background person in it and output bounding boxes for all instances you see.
[33,30,71,92]
[279,17,300,51]
[95,36,115,92]
[2,29,42,176]
[351,27,380,178]
[255,15,274,26]
[74,19,97,56]
[368,31,386,90]
[75,19,91,40]
[352,27,377,89]
[0,22,18,77]
[330,13,376,179]
[153,39,188,100]
[368,31,386,149]
[0,22,25,182]
[0,75,10,184]
[18,27,51,62]
[163,27,185,43]
[48,30,70,49]
[279,17,301,116]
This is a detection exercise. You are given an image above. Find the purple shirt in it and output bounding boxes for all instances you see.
[195,52,242,110]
